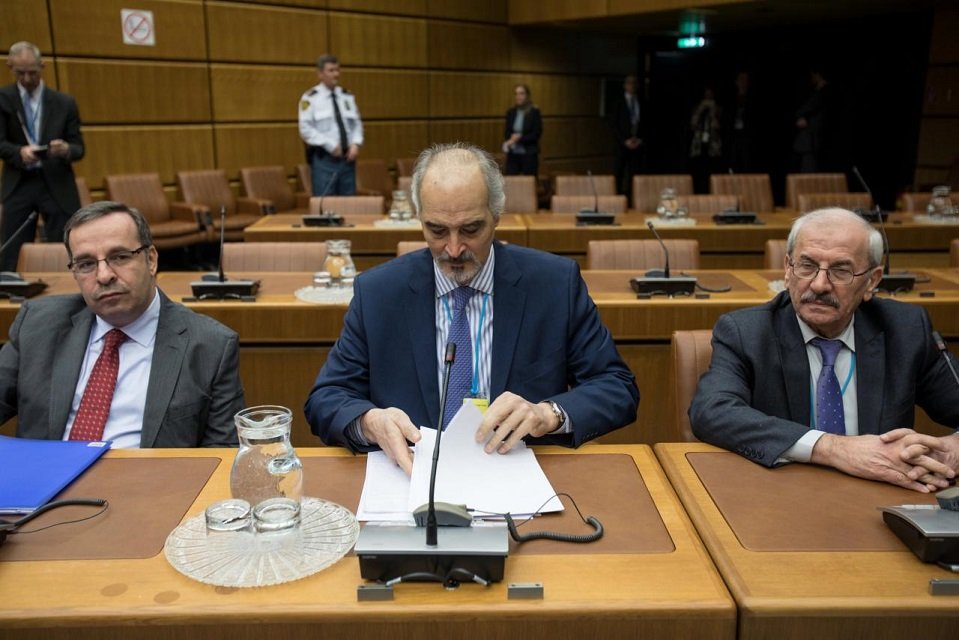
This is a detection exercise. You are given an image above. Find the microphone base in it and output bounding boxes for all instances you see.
[855,208,889,223]
[302,213,345,227]
[355,524,508,584]
[0,279,47,300]
[630,276,697,297]
[188,279,260,301]
[712,212,758,225]
[576,210,616,225]
[877,273,916,293]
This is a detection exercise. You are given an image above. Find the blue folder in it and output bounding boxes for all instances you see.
[0,436,111,514]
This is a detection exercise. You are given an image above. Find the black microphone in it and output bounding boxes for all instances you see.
[852,166,915,293]
[0,211,39,281]
[0,211,48,300]
[576,170,615,225]
[588,170,599,213]
[629,221,697,297]
[647,220,670,278]
[318,168,339,216]
[931,331,959,390]
[303,169,345,227]
[190,205,260,300]
[425,342,457,546]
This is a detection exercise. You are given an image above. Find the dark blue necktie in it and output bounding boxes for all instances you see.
[811,337,845,435]
[442,286,476,429]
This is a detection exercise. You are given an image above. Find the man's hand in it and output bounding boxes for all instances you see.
[811,433,950,493]
[48,139,70,158]
[19,145,38,163]
[881,429,959,485]
[360,407,421,475]
[346,143,359,162]
[330,144,343,158]
[474,392,558,455]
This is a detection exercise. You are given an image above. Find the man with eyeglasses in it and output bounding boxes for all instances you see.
[0,41,84,271]
[0,201,245,447]
[690,208,959,492]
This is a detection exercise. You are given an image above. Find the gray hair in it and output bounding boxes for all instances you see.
[8,41,42,64]
[316,54,338,69]
[64,201,154,260]
[786,207,883,268]
[410,143,505,221]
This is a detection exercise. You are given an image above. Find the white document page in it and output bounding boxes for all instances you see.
[356,450,415,523]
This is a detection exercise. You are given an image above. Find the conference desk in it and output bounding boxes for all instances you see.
[0,445,735,640]
[242,213,528,270]
[655,442,959,640]
[523,212,959,269]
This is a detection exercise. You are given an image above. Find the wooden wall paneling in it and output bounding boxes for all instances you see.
[913,167,951,189]
[231,0,328,8]
[78,125,215,190]
[340,69,429,120]
[508,28,635,75]
[543,156,615,175]
[542,117,613,158]
[923,67,959,117]
[328,13,427,68]
[211,64,315,122]
[428,119,501,156]
[427,20,511,70]
[57,59,210,124]
[49,0,207,60]
[0,2,52,52]
[430,72,512,117]
[523,74,602,116]
[509,0,607,24]
[206,1,327,64]
[426,0,507,24]
[215,123,305,179]
[328,0,426,16]
[360,121,430,164]
[609,0,742,16]
[929,8,959,63]
[916,118,959,166]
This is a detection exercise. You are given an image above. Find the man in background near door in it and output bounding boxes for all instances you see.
[610,75,645,203]
[299,54,364,197]
[0,41,84,271]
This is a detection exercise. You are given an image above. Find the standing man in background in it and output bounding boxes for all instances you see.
[299,54,364,197]
[610,75,645,203]
[0,41,84,271]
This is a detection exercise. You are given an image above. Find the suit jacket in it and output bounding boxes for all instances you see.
[305,243,639,450]
[0,82,84,213]
[689,291,959,467]
[609,93,646,146]
[0,291,245,447]
[503,106,542,155]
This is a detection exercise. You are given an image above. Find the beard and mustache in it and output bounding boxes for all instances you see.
[435,250,482,285]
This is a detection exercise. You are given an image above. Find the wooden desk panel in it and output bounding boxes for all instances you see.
[0,446,735,640]
[655,443,959,640]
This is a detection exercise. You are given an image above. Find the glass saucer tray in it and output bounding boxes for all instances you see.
[164,497,359,588]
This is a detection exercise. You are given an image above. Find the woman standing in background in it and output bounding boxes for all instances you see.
[503,84,542,176]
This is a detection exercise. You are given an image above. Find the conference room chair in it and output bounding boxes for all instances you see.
[297,163,312,196]
[797,192,871,213]
[176,169,263,241]
[504,175,538,212]
[550,194,627,214]
[397,241,427,255]
[709,173,774,212]
[951,238,959,267]
[355,159,393,211]
[670,330,713,442]
[308,196,384,216]
[554,174,616,197]
[900,192,932,212]
[222,242,328,272]
[676,194,740,215]
[586,239,700,270]
[75,176,93,207]
[785,173,848,211]
[16,242,70,272]
[632,174,694,213]
[764,239,788,270]
[240,166,309,214]
[397,176,412,194]
[104,173,208,250]
[395,157,417,177]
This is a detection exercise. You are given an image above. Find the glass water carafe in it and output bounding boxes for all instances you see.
[927,185,957,218]
[230,406,303,506]
[323,239,356,284]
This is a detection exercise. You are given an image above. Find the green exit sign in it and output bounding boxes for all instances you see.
[677,36,706,49]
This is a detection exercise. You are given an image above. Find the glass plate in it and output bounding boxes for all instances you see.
[164,497,359,587]
[294,286,354,304]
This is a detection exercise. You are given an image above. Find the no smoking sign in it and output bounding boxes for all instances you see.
[121,9,156,47]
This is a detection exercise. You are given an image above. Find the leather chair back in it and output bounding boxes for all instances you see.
[671,330,713,442]
[309,196,384,216]
[551,195,627,214]
[901,192,931,213]
[297,163,312,196]
[397,176,412,194]
[177,169,237,216]
[586,239,700,270]
[75,176,93,208]
[395,157,417,177]
[356,159,393,202]
[951,238,959,267]
[241,166,295,212]
[764,239,788,270]
[554,174,616,196]
[710,174,773,212]
[504,175,537,212]
[397,241,428,256]
[105,173,170,225]
[797,192,871,213]
[16,243,70,272]
[223,242,328,272]
[676,194,739,215]
[785,173,848,211]
[632,174,693,213]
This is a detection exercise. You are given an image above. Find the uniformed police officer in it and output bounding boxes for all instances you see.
[298,54,364,196]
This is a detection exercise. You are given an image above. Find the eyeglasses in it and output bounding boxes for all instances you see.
[787,256,871,286]
[69,245,149,275]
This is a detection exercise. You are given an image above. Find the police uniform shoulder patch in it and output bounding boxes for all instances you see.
[300,100,310,111]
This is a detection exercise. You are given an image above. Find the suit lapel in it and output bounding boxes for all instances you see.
[405,253,441,429]
[853,307,884,435]
[141,292,187,447]
[38,89,54,144]
[49,306,94,439]
[490,245,525,400]
[773,295,812,426]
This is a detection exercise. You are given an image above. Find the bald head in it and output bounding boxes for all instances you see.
[410,143,504,221]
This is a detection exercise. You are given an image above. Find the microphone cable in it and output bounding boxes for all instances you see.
[475,493,604,545]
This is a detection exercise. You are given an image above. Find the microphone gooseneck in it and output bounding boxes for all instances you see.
[587,170,599,213]
[217,206,227,283]
[647,221,670,279]
[852,165,891,276]
[0,211,39,273]
[931,331,959,390]
[317,167,340,216]
[427,342,457,547]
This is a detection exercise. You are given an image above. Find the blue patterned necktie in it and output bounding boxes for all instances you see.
[22,93,36,142]
[811,337,845,435]
[442,286,476,429]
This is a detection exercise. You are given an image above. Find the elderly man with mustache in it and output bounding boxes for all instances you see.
[305,143,639,474]
[690,208,959,492]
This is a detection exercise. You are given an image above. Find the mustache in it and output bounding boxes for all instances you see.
[436,250,478,265]
[800,291,839,308]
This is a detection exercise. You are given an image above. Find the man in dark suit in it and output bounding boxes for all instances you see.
[305,143,639,474]
[609,75,645,201]
[0,201,245,447]
[690,208,959,492]
[0,41,84,271]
